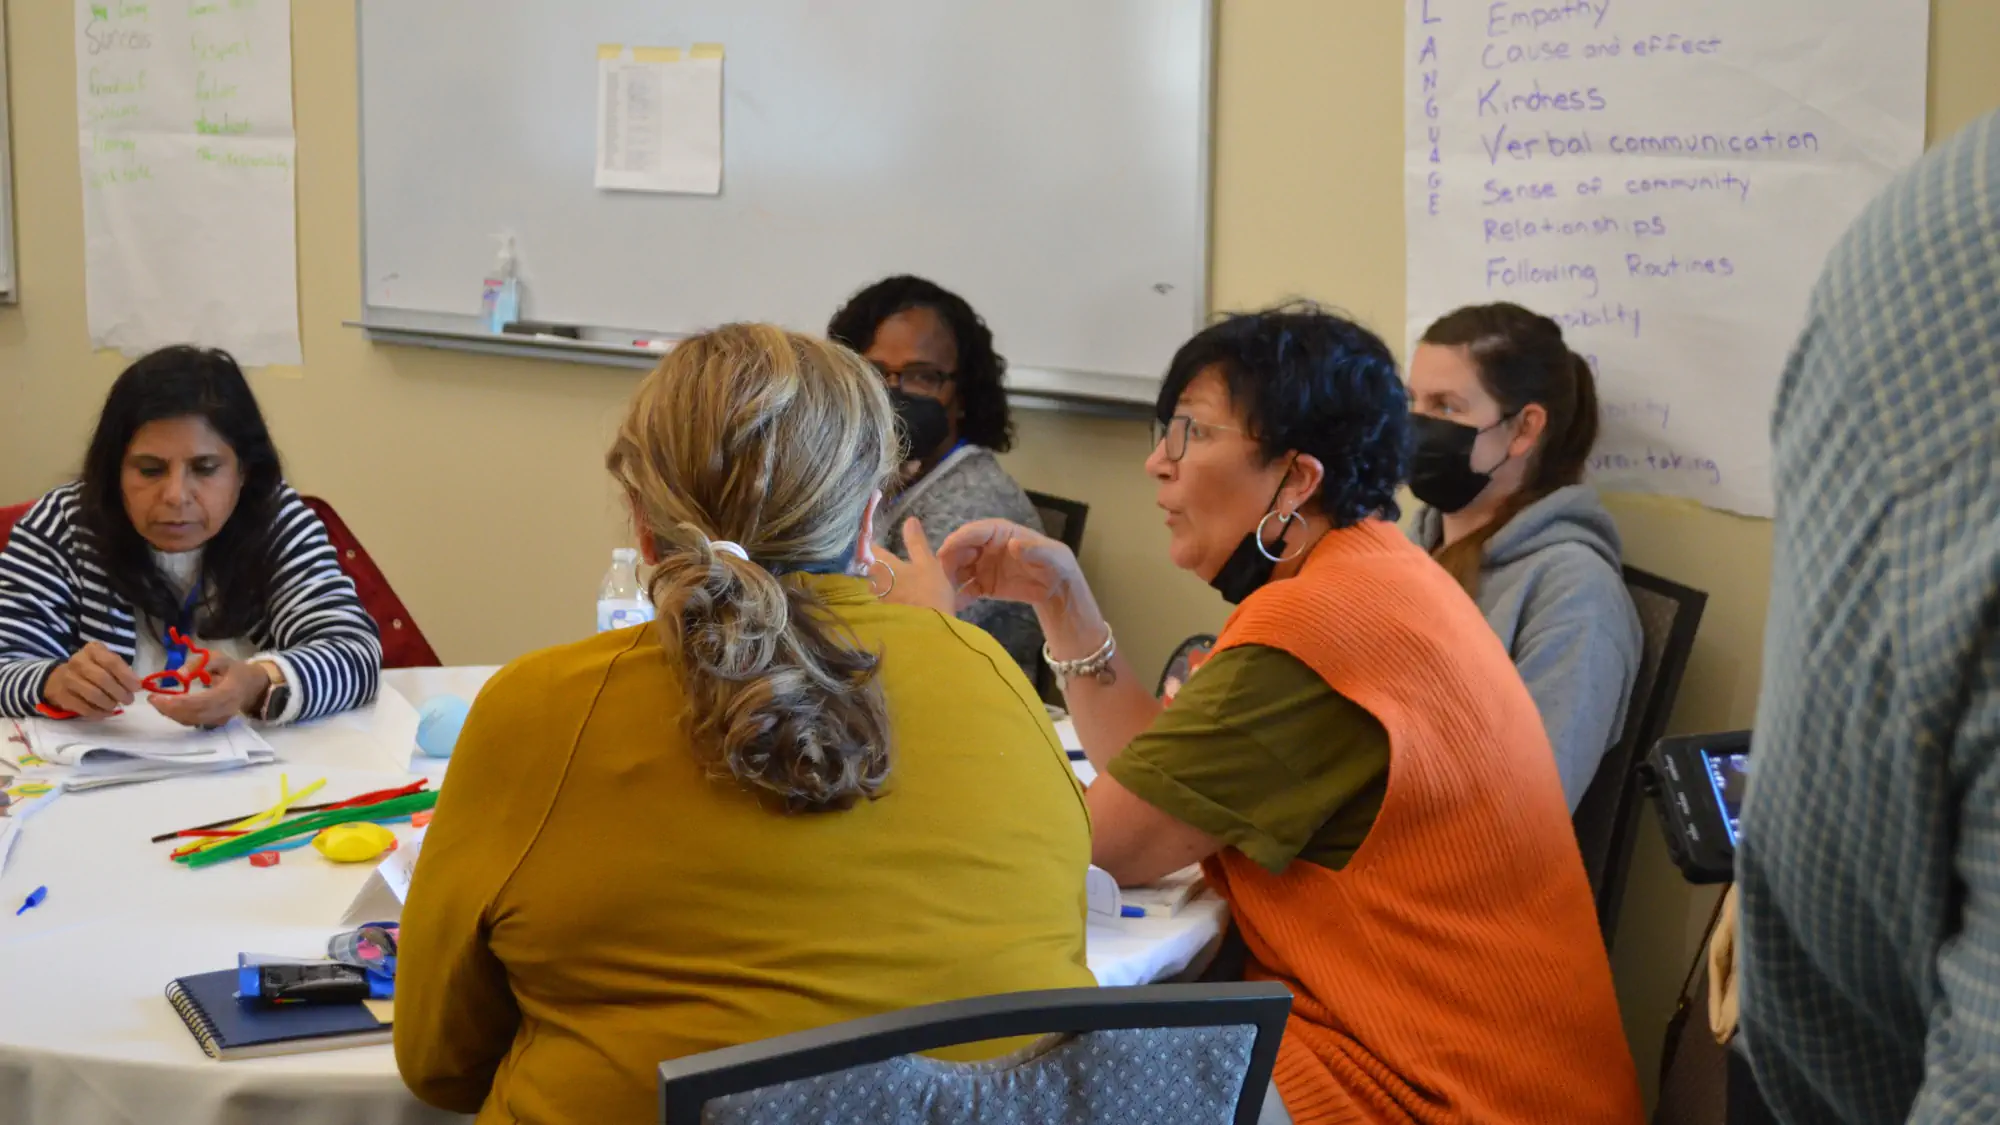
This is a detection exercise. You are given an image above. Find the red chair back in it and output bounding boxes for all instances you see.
[301,496,441,669]
[0,502,31,550]
[0,497,436,669]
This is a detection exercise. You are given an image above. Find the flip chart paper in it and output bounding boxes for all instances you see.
[77,0,301,366]
[1405,0,1927,516]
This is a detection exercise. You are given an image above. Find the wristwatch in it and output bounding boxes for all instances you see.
[250,660,291,723]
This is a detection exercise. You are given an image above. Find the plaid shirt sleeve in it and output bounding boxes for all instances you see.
[1738,110,2000,1125]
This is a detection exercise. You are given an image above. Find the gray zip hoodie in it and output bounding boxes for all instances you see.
[1410,484,1642,812]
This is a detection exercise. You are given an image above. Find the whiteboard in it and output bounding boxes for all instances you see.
[1403,0,1928,517]
[357,1,1212,402]
[0,0,15,302]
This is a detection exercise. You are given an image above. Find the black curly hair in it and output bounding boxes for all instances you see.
[827,275,1014,454]
[1157,302,1410,527]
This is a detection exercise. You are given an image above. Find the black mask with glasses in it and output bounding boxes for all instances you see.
[871,361,953,398]
[1152,414,1246,462]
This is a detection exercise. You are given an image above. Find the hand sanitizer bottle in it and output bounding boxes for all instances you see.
[480,235,520,334]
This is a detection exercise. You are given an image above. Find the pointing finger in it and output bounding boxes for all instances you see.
[902,518,935,563]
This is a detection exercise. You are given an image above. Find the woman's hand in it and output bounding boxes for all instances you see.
[876,518,962,616]
[151,654,270,729]
[940,519,1147,766]
[44,642,142,720]
[935,519,1081,611]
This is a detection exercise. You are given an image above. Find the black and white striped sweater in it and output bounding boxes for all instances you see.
[0,482,382,721]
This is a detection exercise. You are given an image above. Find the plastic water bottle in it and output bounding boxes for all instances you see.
[596,548,654,633]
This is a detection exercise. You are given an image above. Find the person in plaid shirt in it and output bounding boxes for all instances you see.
[1739,109,2000,1124]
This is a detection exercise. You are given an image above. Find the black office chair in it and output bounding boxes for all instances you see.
[658,982,1293,1125]
[1158,633,1219,699]
[1025,490,1089,559]
[1025,491,1091,703]
[1573,566,1708,948]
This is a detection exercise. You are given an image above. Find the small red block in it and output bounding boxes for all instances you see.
[249,850,281,868]
[411,811,433,828]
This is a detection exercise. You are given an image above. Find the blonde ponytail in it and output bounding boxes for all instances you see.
[607,324,898,813]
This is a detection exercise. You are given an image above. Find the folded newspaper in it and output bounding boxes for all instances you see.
[18,700,274,792]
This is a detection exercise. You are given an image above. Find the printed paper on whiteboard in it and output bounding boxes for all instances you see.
[595,45,724,195]
[75,0,301,366]
[1404,0,1928,517]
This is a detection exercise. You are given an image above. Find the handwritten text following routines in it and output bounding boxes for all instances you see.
[76,0,300,366]
[1404,0,1927,517]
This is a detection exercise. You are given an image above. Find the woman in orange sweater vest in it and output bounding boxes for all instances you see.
[901,304,1643,1124]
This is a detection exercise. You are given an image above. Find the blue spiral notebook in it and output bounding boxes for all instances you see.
[165,969,392,1060]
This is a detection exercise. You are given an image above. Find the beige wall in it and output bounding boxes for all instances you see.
[2,0,1995,1101]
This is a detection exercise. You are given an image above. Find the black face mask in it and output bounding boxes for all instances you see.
[1407,413,1513,514]
[1207,477,1296,606]
[890,390,952,464]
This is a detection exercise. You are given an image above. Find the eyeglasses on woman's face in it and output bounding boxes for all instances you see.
[1151,413,1246,463]
[871,361,953,398]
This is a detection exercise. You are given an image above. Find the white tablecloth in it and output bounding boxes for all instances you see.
[0,668,1228,1125]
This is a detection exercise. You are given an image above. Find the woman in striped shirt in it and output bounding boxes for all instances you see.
[0,346,380,727]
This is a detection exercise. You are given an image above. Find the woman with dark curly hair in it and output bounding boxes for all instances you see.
[904,304,1642,1125]
[828,275,1045,676]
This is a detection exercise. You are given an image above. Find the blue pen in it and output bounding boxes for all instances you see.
[15,886,46,916]
[1120,905,1145,919]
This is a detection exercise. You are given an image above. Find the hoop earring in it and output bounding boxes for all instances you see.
[1254,510,1304,564]
[866,557,898,600]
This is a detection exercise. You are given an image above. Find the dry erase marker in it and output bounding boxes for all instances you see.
[631,339,671,350]
[15,886,46,916]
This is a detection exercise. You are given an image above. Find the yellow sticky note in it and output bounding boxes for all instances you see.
[690,42,725,59]
[634,46,683,63]
[597,43,623,60]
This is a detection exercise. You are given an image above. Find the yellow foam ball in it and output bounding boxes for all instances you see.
[313,822,397,863]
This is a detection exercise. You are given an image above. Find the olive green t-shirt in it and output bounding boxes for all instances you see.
[1108,644,1390,873]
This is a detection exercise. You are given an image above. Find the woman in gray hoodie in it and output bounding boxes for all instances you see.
[1405,303,1641,812]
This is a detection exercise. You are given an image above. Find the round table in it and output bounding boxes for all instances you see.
[0,668,1227,1125]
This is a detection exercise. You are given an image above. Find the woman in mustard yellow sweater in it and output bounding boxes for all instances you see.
[394,324,1094,1125]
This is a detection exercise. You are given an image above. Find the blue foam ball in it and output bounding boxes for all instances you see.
[416,695,473,759]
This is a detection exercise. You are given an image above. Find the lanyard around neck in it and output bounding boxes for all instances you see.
[164,579,201,673]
